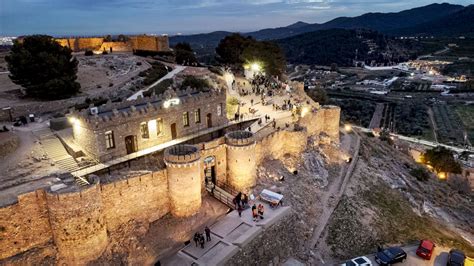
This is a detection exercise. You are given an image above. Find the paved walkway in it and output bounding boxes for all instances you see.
[162,200,291,266]
[127,65,186,101]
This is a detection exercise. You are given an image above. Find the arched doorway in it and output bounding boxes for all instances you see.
[125,135,137,154]
[206,113,212,128]
[204,156,216,186]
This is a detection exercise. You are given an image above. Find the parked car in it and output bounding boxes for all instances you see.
[341,256,372,266]
[416,239,435,260]
[375,246,407,265]
[448,249,466,266]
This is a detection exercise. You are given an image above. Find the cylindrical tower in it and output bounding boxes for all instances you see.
[226,131,257,192]
[45,175,108,263]
[164,144,202,217]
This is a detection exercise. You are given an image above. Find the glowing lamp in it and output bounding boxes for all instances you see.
[301,106,310,118]
[438,172,446,180]
[68,117,77,125]
[163,98,180,108]
[344,124,352,132]
[250,63,261,72]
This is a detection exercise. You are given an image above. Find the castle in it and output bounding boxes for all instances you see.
[55,34,170,53]
[0,83,341,263]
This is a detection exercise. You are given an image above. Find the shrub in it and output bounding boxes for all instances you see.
[84,50,93,56]
[180,76,209,91]
[410,167,430,181]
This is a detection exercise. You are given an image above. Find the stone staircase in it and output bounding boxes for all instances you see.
[34,128,81,172]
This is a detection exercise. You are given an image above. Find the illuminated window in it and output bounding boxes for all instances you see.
[157,118,163,135]
[195,109,201,123]
[217,103,223,116]
[183,112,189,127]
[140,122,149,139]
[105,131,115,149]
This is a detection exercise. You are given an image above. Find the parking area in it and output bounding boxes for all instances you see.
[361,245,451,266]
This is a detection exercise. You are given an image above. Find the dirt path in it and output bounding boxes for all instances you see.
[427,107,439,143]
[308,132,361,252]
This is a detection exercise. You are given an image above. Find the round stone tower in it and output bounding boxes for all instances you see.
[45,175,108,263]
[226,130,257,192]
[164,144,202,217]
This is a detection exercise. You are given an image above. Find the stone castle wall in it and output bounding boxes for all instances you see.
[256,129,308,166]
[100,170,170,230]
[55,35,170,53]
[0,191,53,260]
[45,176,108,263]
[298,105,341,142]
[165,145,202,217]
[198,137,227,189]
[226,131,257,192]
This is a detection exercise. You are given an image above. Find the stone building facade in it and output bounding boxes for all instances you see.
[69,88,227,162]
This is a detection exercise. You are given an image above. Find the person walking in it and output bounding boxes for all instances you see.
[199,234,205,249]
[258,204,265,219]
[237,204,243,217]
[205,226,211,242]
[193,233,199,247]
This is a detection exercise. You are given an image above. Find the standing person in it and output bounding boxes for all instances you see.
[258,204,265,219]
[252,204,258,222]
[205,226,211,242]
[237,204,243,217]
[199,234,205,249]
[234,192,242,209]
[193,233,199,247]
[250,99,254,106]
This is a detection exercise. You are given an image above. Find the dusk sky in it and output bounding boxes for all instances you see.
[1,0,472,36]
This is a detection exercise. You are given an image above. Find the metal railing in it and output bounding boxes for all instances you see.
[206,184,235,209]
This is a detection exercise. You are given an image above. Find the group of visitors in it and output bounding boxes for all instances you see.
[193,226,212,249]
[251,203,265,222]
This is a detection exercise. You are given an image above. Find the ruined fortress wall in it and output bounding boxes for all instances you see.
[100,170,170,230]
[130,35,170,52]
[45,180,108,263]
[298,106,341,142]
[100,41,131,52]
[255,130,308,166]
[0,191,53,260]
[76,37,104,51]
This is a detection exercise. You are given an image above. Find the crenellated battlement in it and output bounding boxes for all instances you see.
[164,144,201,166]
[225,130,256,149]
[69,88,224,126]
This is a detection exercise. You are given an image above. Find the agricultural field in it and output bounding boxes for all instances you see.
[432,103,467,145]
[393,102,431,137]
[453,104,474,144]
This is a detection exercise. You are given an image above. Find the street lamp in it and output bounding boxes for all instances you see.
[250,62,261,72]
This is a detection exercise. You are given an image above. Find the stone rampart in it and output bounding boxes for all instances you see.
[0,190,53,260]
[100,170,170,230]
[45,176,108,263]
[298,105,341,142]
[256,129,308,165]
[165,145,202,217]
[226,131,257,191]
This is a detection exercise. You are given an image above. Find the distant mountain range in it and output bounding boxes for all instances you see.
[170,3,473,51]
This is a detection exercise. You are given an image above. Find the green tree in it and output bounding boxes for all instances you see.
[240,41,286,77]
[117,34,129,42]
[104,35,112,42]
[422,146,462,174]
[174,42,198,66]
[307,87,328,104]
[6,35,80,100]
[215,33,253,65]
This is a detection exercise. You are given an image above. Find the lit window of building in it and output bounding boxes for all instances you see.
[157,118,163,135]
[195,109,201,123]
[140,122,149,139]
[183,112,190,127]
[217,103,223,116]
[105,131,115,149]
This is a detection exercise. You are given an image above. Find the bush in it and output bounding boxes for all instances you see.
[143,79,173,97]
[84,50,93,56]
[410,167,430,181]
[102,51,108,55]
[142,62,168,85]
[180,76,209,91]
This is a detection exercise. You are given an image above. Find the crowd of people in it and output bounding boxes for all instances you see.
[193,226,212,249]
